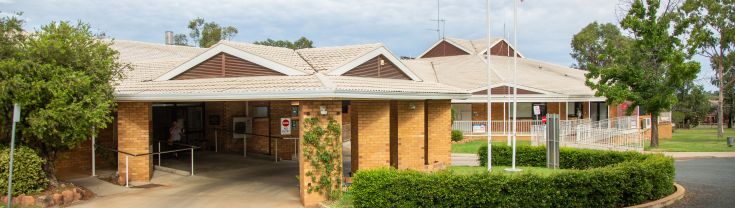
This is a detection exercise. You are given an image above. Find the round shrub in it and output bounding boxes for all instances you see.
[0,145,49,196]
[352,146,675,208]
[451,130,464,142]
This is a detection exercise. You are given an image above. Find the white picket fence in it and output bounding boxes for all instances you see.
[531,116,643,151]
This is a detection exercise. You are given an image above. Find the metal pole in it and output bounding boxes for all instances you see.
[158,141,161,167]
[215,129,218,153]
[7,103,20,207]
[190,148,194,176]
[485,0,493,172]
[125,155,129,188]
[506,0,521,172]
[243,137,247,158]
[92,127,96,176]
[275,138,278,163]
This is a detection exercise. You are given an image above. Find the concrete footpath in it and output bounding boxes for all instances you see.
[647,152,735,159]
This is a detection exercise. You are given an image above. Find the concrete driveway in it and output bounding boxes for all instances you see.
[71,152,301,208]
[671,157,735,208]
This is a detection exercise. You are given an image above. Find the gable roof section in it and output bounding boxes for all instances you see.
[154,43,310,81]
[342,55,411,80]
[483,39,523,58]
[417,40,471,58]
[417,38,474,58]
[417,37,524,58]
[296,43,383,72]
[173,53,286,80]
[319,46,423,81]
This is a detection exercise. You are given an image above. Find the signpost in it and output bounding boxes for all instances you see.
[280,118,291,135]
[7,103,20,207]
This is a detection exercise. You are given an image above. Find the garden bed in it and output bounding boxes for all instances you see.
[350,145,675,207]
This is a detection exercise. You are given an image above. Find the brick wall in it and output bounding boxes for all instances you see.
[298,101,342,207]
[55,123,116,178]
[471,103,507,121]
[116,102,151,183]
[396,101,425,170]
[350,101,391,171]
[426,100,451,167]
[269,101,297,160]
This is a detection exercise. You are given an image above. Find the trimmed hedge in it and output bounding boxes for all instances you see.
[0,146,48,196]
[351,146,674,208]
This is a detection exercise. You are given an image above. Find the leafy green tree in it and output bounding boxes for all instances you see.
[173,17,238,48]
[0,18,126,185]
[716,52,735,127]
[570,22,631,70]
[676,0,735,138]
[254,36,314,49]
[172,33,188,46]
[585,0,700,147]
[673,84,712,128]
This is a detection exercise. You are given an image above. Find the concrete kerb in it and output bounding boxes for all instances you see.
[625,183,685,208]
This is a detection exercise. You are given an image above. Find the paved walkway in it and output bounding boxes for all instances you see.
[671,157,735,208]
[452,153,479,166]
[70,152,301,208]
[647,151,735,159]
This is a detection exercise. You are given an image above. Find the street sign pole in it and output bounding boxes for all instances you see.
[7,103,20,207]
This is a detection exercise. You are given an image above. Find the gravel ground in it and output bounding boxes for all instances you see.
[671,158,735,208]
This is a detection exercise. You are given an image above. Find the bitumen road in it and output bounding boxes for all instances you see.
[671,157,735,208]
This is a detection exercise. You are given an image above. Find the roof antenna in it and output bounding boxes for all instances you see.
[429,0,446,40]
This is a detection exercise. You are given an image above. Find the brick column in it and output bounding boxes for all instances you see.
[351,101,391,170]
[426,100,451,168]
[116,102,151,184]
[396,101,425,170]
[298,101,342,207]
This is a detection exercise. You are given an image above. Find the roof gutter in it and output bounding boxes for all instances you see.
[114,90,471,102]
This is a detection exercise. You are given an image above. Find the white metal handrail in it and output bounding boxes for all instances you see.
[452,120,542,136]
[531,116,643,151]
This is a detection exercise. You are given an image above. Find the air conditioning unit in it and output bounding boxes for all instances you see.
[233,117,253,139]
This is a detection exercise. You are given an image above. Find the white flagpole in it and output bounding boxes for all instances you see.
[505,24,511,146]
[485,0,493,172]
[506,0,521,172]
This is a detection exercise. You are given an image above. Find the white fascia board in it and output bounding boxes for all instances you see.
[327,47,423,81]
[452,95,606,103]
[417,39,474,58]
[467,83,560,96]
[115,90,469,102]
[154,44,308,81]
[478,38,526,58]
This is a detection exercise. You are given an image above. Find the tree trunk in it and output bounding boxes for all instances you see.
[718,64,725,137]
[728,108,733,129]
[650,114,659,148]
[41,146,60,188]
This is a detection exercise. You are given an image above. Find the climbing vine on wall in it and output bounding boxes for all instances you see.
[302,116,342,199]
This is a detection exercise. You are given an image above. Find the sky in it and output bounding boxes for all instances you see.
[0,0,715,90]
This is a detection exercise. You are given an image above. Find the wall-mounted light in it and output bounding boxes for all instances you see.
[409,103,416,110]
[320,106,328,115]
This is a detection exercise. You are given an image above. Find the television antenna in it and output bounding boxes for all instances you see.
[428,0,446,40]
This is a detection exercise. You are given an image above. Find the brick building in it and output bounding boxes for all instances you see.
[55,39,468,206]
[404,37,672,140]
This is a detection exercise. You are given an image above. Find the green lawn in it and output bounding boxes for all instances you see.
[646,127,735,152]
[448,166,566,176]
[452,140,531,153]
